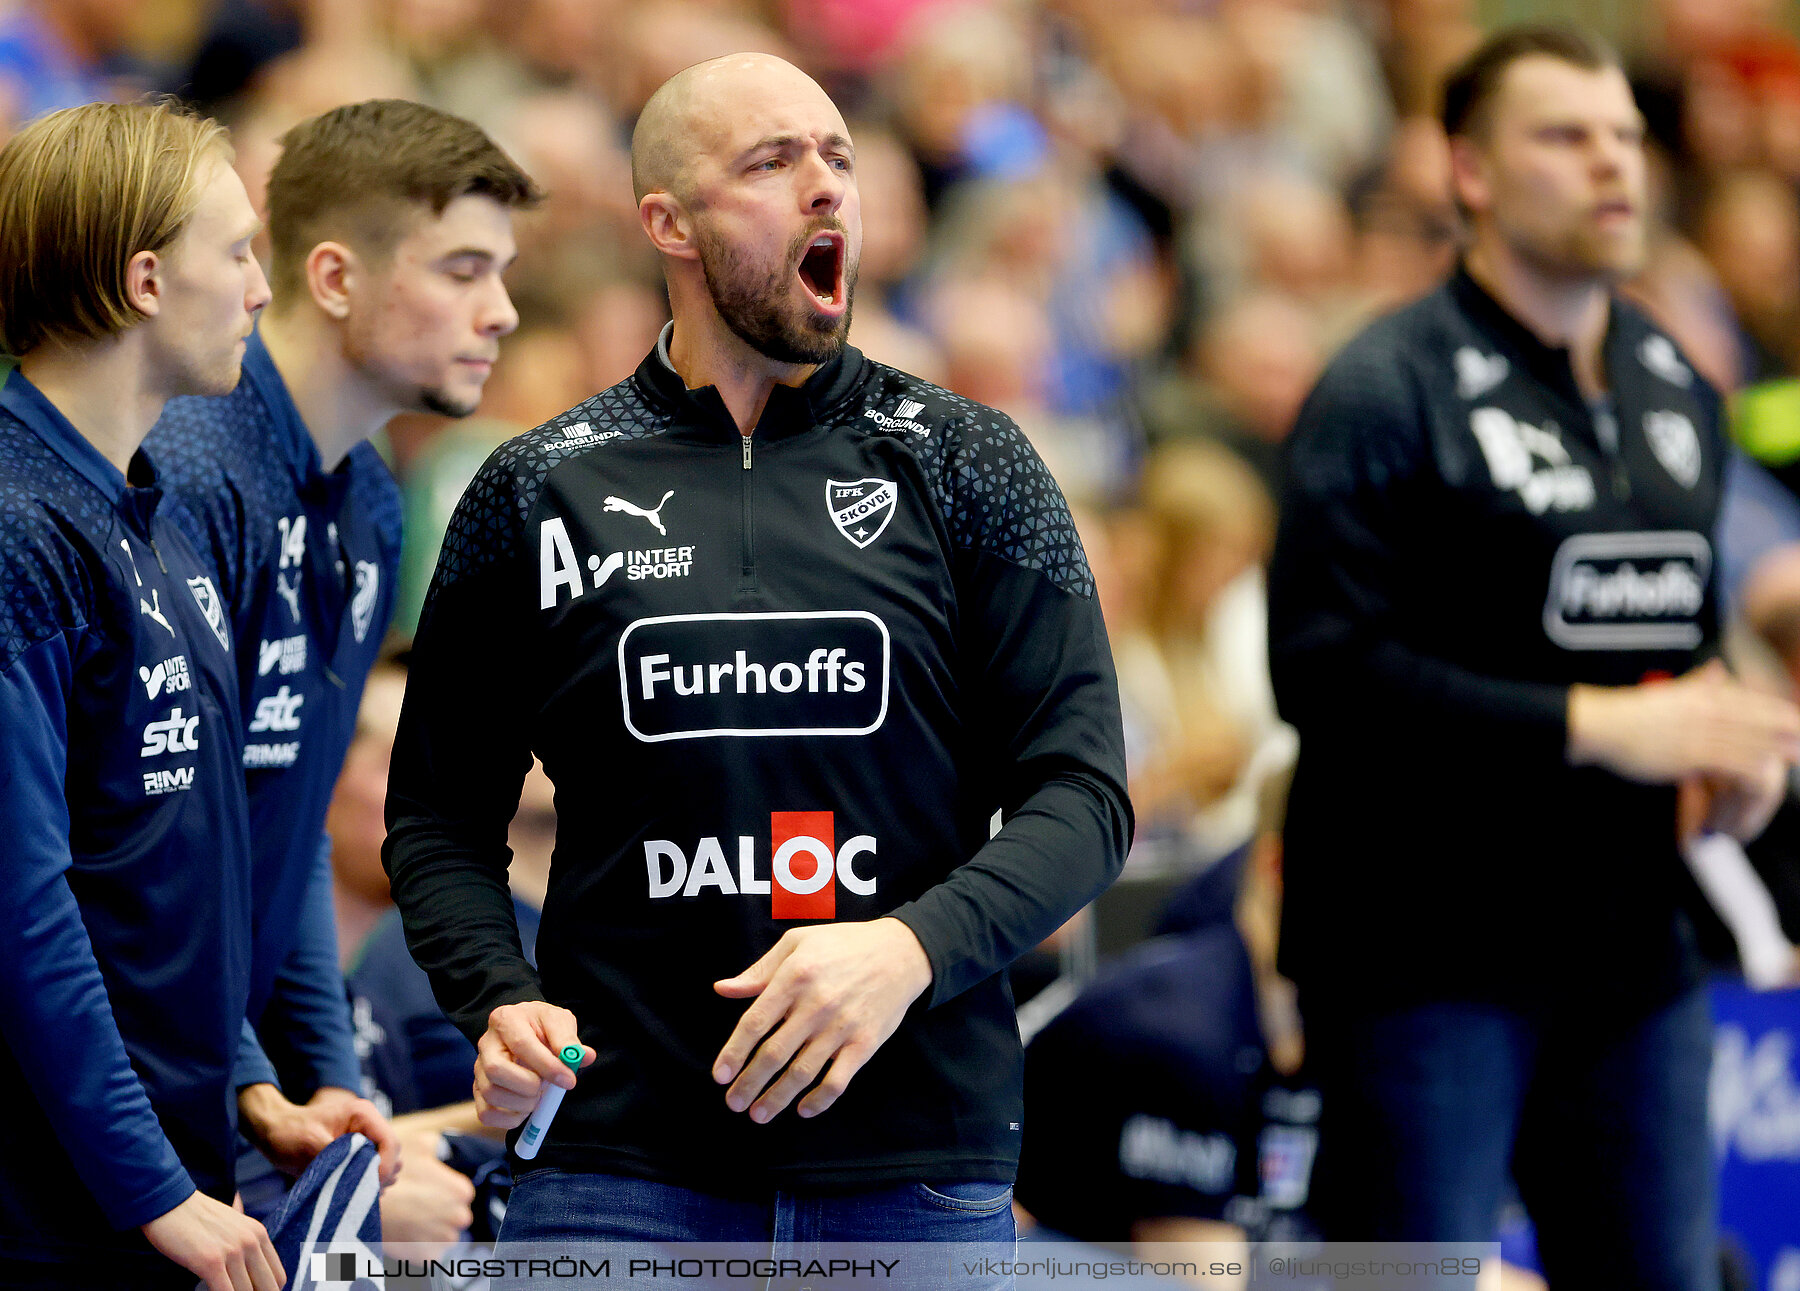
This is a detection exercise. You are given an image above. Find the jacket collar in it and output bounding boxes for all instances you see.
[0,365,160,512]
[634,321,870,443]
[237,327,351,513]
[1448,261,1633,411]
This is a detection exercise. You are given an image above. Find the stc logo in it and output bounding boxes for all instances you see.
[644,812,877,919]
[140,708,200,758]
[249,685,305,734]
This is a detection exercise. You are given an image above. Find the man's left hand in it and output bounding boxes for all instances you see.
[712,918,933,1122]
[239,1084,402,1186]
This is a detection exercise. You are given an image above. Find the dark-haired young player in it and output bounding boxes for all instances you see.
[151,99,540,1200]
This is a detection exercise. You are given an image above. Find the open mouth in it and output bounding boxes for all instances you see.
[797,232,846,313]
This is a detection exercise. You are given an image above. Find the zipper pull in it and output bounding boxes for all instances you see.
[742,435,753,469]
[148,537,169,575]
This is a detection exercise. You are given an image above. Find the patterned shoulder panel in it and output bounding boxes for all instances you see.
[856,362,1094,599]
[151,383,282,591]
[433,382,674,589]
[0,413,103,672]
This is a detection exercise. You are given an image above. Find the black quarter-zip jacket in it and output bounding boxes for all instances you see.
[385,340,1132,1190]
[1270,267,1726,1016]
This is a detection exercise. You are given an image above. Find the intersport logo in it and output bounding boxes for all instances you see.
[644,811,877,918]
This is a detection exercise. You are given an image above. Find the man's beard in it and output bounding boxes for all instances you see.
[343,321,480,419]
[697,220,857,366]
[1506,203,1646,287]
[420,386,479,418]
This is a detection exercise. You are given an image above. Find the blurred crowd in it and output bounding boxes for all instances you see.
[15,0,1800,882]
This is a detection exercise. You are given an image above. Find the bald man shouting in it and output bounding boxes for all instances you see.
[383,54,1131,1265]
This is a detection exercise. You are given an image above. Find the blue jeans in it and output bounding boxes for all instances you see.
[1306,986,1718,1291]
[500,1168,1016,1289]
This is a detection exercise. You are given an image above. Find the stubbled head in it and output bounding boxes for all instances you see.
[633,54,863,366]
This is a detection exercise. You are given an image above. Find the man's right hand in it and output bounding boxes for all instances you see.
[1568,661,1800,785]
[141,1190,284,1291]
[472,1000,594,1130]
[379,1134,476,1255]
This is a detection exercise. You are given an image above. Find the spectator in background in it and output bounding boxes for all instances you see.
[918,163,1165,499]
[0,0,145,133]
[1694,167,1800,383]
[1016,778,1318,1252]
[329,664,411,966]
[1347,115,1460,315]
[313,657,561,1252]
[182,0,305,112]
[1375,0,1483,119]
[1230,175,1358,326]
[841,123,943,383]
[885,3,1038,210]
[1135,442,1285,864]
[317,662,476,1255]
[1142,291,1324,500]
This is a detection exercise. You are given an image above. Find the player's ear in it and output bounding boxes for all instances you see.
[125,249,162,319]
[1448,134,1490,217]
[304,241,356,320]
[640,193,698,262]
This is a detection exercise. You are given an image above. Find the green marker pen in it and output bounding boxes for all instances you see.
[514,1043,584,1160]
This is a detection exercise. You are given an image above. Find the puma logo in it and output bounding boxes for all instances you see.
[139,589,175,637]
[276,571,301,624]
[1455,347,1509,401]
[603,490,675,536]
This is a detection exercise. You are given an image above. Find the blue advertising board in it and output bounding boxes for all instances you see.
[1713,982,1800,1290]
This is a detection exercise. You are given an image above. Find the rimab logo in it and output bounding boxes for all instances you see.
[1543,531,1709,650]
[618,611,889,742]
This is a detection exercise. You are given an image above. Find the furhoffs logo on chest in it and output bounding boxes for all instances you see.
[827,479,897,548]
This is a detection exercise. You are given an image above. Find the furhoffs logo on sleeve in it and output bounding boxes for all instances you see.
[827,478,897,548]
